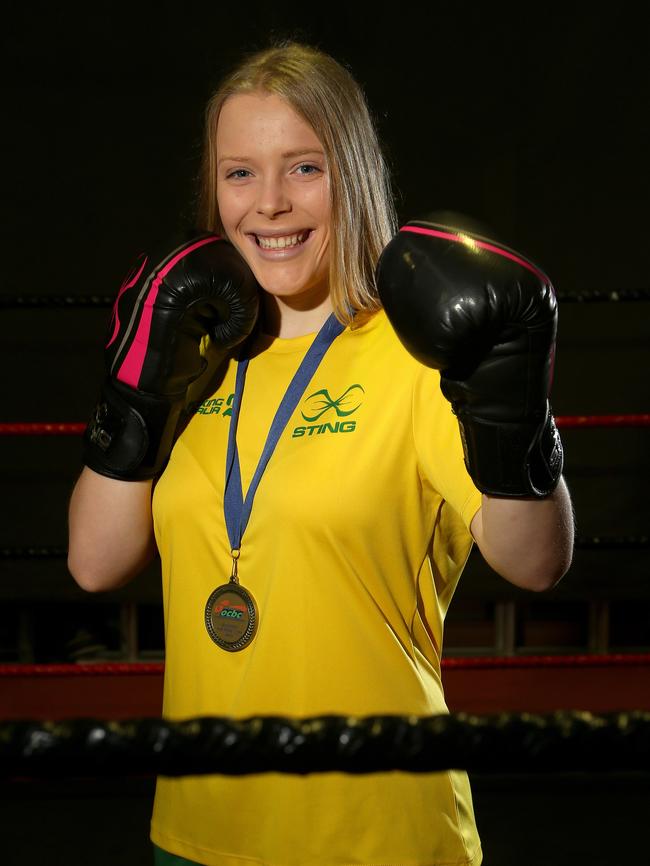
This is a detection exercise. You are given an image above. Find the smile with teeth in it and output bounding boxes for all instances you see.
[255,230,310,250]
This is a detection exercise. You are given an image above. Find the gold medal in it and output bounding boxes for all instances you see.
[205,550,258,651]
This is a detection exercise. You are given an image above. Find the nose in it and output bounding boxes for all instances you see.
[256,173,291,219]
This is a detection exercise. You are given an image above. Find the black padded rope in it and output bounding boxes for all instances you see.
[0,546,68,559]
[1,712,649,779]
[3,536,648,559]
[0,295,115,309]
[2,289,650,309]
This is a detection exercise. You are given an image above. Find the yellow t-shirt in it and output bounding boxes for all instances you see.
[151,309,483,866]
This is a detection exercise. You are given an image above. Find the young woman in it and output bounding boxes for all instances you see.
[68,41,573,866]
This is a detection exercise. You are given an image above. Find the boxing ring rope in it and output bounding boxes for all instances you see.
[2,653,650,676]
[2,536,649,558]
[2,288,650,308]
[1,710,649,778]
[0,423,88,436]
[1,415,649,437]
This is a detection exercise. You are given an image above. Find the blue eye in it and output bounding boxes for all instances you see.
[227,169,251,179]
[295,164,320,175]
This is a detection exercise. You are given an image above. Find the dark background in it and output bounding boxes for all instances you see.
[1,2,648,621]
[3,4,650,295]
[1,4,649,864]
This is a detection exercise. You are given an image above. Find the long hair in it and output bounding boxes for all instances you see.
[197,41,397,327]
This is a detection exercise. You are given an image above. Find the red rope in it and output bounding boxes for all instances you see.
[1,415,649,436]
[0,422,86,435]
[1,655,649,677]
[0,663,165,677]
[556,414,650,429]
[440,653,650,670]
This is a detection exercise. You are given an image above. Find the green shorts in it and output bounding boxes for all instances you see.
[153,845,203,866]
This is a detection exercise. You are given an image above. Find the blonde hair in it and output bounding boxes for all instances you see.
[197,41,397,327]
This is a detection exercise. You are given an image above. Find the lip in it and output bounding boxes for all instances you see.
[249,229,312,239]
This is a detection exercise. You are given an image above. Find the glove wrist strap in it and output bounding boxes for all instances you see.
[83,379,183,480]
[457,406,564,498]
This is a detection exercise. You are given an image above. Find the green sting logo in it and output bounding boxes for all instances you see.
[292,384,364,437]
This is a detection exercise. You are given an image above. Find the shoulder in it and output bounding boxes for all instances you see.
[347,310,441,383]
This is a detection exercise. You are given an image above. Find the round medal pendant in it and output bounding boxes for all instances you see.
[205,583,258,651]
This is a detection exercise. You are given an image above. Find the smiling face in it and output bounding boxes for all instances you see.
[216,91,332,318]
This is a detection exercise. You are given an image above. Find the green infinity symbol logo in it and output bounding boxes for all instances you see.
[301,384,365,422]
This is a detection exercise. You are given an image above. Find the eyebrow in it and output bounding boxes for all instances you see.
[217,148,325,166]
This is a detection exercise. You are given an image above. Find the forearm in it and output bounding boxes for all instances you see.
[68,467,156,592]
[470,476,574,591]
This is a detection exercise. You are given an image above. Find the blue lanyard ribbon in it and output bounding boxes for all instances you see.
[224,313,345,552]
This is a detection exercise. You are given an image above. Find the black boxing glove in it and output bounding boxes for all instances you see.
[84,234,259,480]
[376,215,563,498]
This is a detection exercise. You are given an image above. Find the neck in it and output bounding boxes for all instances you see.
[262,293,334,338]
